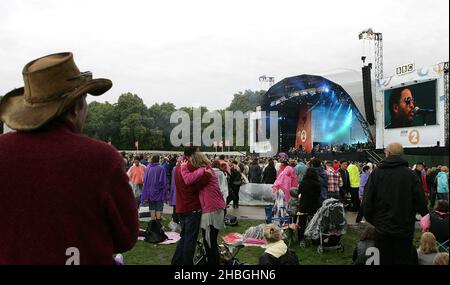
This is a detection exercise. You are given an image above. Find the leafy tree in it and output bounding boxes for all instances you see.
[115,93,152,149]
[81,90,266,151]
[226,90,266,152]
[148,102,177,149]
[227,90,265,112]
[84,101,118,143]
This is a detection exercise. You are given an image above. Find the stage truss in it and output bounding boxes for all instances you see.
[444,61,449,147]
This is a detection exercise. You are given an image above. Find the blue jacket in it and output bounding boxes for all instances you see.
[436,172,449,194]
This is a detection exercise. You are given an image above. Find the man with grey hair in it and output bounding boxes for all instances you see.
[0,52,138,264]
[362,142,428,265]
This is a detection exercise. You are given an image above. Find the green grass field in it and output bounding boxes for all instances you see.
[123,216,371,265]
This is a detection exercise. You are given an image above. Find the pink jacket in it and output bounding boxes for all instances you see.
[180,164,226,214]
[272,166,298,202]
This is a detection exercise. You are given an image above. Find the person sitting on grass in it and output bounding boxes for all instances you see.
[352,224,375,265]
[433,252,449,265]
[417,232,439,265]
[259,224,299,265]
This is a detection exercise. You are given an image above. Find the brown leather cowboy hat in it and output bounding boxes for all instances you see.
[0,52,112,131]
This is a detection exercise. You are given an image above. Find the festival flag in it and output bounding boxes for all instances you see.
[135,140,139,148]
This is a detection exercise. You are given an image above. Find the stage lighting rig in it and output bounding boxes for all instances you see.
[259,75,275,86]
[359,28,383,81]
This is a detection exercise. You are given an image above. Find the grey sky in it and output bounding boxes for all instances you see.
[0,0,448,110]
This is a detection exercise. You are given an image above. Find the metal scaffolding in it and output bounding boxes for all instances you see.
[444,61,449,147]
[359,28,384,81]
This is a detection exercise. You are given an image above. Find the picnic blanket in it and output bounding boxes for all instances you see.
[159,232,181,244]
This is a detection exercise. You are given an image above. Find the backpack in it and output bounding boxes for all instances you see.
[224,214,239,226]
[144,220,168,243]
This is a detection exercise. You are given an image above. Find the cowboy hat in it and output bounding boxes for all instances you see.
[0,52,112,131]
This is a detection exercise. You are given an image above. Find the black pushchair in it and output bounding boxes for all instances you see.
[304,198,347,254]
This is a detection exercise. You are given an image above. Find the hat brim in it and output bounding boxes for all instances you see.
[0,78,112,131]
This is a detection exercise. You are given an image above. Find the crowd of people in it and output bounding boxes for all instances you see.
[0,53,448,266]
[122,142,449,266]
[287,141,375,157]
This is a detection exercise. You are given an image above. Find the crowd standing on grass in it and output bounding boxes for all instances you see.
[126,143,448,265]
[1,52,448,266]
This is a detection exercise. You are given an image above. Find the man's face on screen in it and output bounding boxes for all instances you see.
[393,88,415,126]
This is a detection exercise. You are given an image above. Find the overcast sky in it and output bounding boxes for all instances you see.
[0,0,448,110]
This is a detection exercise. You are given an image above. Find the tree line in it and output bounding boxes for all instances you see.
[84,90,264,150]
[1,90,265,150]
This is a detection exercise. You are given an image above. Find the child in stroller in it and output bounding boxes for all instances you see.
[304,198,347,254]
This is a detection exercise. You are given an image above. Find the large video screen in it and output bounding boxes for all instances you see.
[384,80,436,129]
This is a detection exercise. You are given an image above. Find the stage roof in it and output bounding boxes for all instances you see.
[263,69,375,122]
[261,69,376,139]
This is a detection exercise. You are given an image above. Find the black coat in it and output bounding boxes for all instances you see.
[362,155,428,239]
[262,165,277,184]
[338,168,350,191]
[258,250,299,265]
[298,178,321,214]
[249,164,262,183]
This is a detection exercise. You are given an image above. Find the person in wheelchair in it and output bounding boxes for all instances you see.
[258,224,299,265]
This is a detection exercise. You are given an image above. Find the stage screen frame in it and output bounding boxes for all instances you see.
[375,62,446,149]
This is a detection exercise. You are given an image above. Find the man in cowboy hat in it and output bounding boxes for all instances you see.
[0,52,138,265]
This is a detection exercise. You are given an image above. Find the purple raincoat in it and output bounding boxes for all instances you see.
[141,163,167,202]
[359,172,370,199]
[169,166,177,206]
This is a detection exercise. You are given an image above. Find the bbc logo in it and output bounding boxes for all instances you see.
[396,64,415,76]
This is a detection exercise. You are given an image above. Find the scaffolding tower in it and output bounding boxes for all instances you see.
[359,28,383,81]
[444,61,449,147]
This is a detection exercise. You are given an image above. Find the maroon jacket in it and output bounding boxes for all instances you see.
[174,159,210,214]
[0,121,138,264]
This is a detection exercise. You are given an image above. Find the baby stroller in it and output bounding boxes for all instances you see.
[304,198,347,254]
